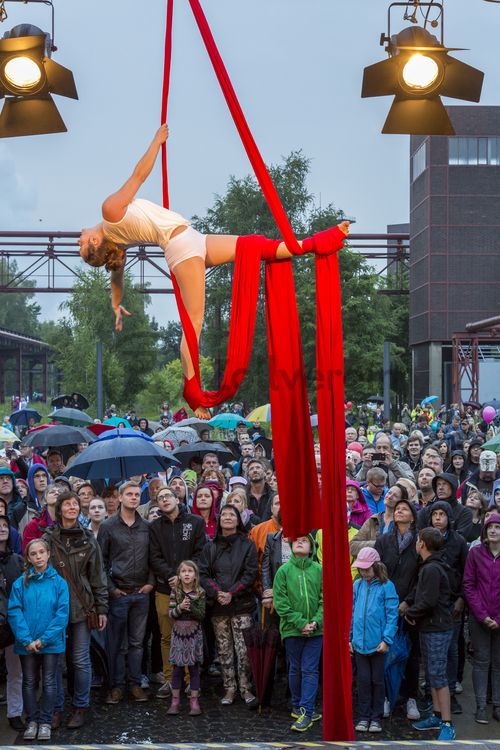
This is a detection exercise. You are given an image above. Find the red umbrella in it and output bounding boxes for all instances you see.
[87,424,115,437]
[242,610,280,711]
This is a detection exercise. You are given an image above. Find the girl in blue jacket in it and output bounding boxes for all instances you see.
[350,546,398,733]
[8,538,69,742]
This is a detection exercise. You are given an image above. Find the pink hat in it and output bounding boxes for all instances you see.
[353,546,381,569]
[348,442,363,456]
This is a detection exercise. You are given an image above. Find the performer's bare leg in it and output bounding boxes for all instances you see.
[205,234,294,266]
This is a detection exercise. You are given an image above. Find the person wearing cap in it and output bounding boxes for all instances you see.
[350,547,398,733]
[430,501,469,715]
[465,438,485,477]
[418,473,473,542]
[375,497,420,721]
[460,450,500,507]
[407,527,456,740]
[463,512,500,724]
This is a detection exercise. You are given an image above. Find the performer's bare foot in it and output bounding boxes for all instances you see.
[195,406,212,420]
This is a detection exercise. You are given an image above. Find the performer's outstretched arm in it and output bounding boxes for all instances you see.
[110,267,131,331]
[102,124,169,223]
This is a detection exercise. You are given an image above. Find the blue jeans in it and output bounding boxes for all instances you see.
[55,620,92,710]
[107,592,149,688]
[284,635,323,717]
[20,653,59,724]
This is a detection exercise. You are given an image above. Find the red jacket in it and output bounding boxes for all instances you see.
[22,507,56,554]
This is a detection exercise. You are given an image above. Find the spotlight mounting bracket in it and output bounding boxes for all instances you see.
[0,0,56,51]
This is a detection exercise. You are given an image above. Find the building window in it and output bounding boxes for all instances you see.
[412,142,427,181]
[449,137,500,165]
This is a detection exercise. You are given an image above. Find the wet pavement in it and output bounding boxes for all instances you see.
[0,663,498,745]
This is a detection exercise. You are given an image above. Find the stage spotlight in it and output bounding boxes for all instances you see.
[0,23,78,138]
[362,25,483,135]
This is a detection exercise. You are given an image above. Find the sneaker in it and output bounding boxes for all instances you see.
[242,690,257,707]
[221,689,235,706]
[155,681,172,699]
[413,714,442,731]
[437,721,456,741]
[383,698,391,718]
[37,723,51,741]
[291,708,321,721]
[23,721,38,741]
[355,720,369,732]
[130,686,148,702]
[291,708,313,732]
[451,694,462,714]
[406,698,421,720]
[150,671,166,685]
[8,716,25,732]
[475,707,489,724]
[455,681,463,694]
[369,720,382,733]
[105,687,124,704]
[140,674,150,689]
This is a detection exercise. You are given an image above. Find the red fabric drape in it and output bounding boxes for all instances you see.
[160,0,353,739]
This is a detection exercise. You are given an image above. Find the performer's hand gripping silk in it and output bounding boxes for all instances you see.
[78,125,349,419]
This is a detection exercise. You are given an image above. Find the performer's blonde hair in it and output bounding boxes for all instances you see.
[86,238,125,272]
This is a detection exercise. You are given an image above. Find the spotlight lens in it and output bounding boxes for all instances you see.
[4,56,42,90]
[402,53,439,89]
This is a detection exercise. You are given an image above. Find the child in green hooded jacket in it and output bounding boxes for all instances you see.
[273,534,323,733]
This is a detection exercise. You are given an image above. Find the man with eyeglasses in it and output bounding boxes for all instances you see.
[362,468,388,514]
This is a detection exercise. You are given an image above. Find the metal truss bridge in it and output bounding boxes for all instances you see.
[0,230,409,294]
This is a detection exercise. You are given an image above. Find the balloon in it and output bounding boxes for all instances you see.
[482,406,496,424]
[346,401,353,410]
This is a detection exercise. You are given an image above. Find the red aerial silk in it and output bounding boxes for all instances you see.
[161,0,353,739]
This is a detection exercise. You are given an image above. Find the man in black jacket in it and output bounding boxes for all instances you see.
[407,527,456,741]
[417,473,473,541]
[430,501,468,714]
[149,486,206,697]
[98,481,154,705]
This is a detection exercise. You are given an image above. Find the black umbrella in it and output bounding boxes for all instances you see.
[49,407,93,427]
[51,392,90,410]
[172,441,235,468]
[22,424,96,448]
[64,429,180,480]
[9,408,41,428]
[463,401,481,410]
[367,395,384,404]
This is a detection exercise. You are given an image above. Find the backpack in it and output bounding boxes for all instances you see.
[0,575,14,648]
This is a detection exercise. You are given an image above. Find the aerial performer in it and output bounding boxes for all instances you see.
[78,124,350,419]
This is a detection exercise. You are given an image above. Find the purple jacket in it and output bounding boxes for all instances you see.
[463,513,500,623]
[347,480,372,528]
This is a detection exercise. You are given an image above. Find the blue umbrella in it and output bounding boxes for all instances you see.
[384,620,411,709]
[64,429,180,480]
[208,413,251,429]
[103,416,133,429]
[9,408,41,428]
[421,395,438,406]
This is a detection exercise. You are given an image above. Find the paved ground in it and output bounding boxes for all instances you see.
[0,661,498,745]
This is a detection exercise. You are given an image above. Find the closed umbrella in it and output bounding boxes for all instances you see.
[9,408,41,428]
[172,441,235,468]
[384,620,411,709]
[242,612,280,711]
[49,408,93,427]
[209,413,251,429]
[22,424,96,448]
[64,429,180,480]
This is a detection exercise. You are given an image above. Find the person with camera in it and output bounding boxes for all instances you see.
[373,434,414,486]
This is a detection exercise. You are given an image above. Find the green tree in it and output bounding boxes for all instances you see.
[135,356,214,416]
[0,258,41,334]
[44,269,157,409]
[192,153,410,407]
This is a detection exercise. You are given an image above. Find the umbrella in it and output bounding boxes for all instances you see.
[209,413,252,429]
[242,614,280,710]
[174,417,212,435]
[172,441,235,468]
[64,429,180,480]
[87,424,115,437]
[51,392,90,410]
[155,426,199,447]
[421,395,439,406]
[384,620,411,710]
[463,400,482,410]
[481,433,500,453]
[49,407,93,427]
[103,416,132,429]
[366,396,384,405]
[9,408,41,428]
[22,424,96,448]
[483,399,500,412]
[0,426,18,442]
[246,404,271,423]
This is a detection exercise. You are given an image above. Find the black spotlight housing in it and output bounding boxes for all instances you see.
[0,23,77,138]
[361,25,484,135]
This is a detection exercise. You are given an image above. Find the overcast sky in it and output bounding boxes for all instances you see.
[1,0,499,326]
